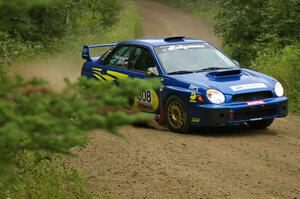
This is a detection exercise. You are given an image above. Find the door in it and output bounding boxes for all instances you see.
[92,45,160,113]
[129,46,160,113]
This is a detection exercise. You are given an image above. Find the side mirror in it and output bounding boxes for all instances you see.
[146,67,159,76]
[233,60,240,66]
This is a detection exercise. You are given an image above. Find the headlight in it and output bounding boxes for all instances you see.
[206,89,225,104]
[275,82,284,97]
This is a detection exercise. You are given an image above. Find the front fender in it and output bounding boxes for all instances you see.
[160,85,202,109]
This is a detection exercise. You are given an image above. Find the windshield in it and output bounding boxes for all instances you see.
[154,43,238,74]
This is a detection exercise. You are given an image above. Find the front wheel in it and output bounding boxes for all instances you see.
[165,95,191,133]
[247,118,274,129]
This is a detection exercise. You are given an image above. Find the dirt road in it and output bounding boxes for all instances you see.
[11,55,81,91]
[135,0,220,47]
[71,1,300,199]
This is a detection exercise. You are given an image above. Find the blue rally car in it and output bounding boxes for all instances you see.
[81,36,288,133]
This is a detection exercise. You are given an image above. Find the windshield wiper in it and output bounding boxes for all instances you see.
[195,67,234,72]
[168,70,194,75]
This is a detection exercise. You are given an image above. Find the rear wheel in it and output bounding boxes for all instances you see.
[165,95,191,133]
[247,119,274,129]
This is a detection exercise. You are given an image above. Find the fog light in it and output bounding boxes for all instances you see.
[197,95,204,103]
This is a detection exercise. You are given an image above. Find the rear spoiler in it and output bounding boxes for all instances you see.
[82,43,117,61]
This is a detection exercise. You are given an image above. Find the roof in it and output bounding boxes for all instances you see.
[118,36,206,47]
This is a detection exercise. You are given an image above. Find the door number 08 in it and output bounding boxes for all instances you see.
[137,90,152,103]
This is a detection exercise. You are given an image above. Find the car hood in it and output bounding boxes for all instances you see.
[168,68,277,95]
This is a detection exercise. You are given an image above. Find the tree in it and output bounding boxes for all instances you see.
[215,0,300,65]
[0,68,160,188]
[0,0,122,65]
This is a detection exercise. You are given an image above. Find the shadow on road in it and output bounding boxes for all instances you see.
[133,122,278,138]
[190,125,278,137]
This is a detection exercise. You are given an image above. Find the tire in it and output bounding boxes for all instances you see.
[247,118,274,129]
[164,95,191,133]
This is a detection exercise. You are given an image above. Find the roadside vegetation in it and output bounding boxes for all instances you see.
[160,0,300,114]
[0,0,142,65]
[0,0,155,198]
[0,69,159,198]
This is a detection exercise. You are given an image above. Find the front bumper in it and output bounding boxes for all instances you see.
[189,97,288,127]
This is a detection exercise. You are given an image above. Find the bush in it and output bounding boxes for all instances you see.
[0,0,122,65]
[0,68,160,186]
[251,45,300,113]
[5,153,92,199]
[0,70,160,198]
[215,0,300,66]
[0,31,45,65]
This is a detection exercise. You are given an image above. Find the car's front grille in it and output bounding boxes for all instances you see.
[232,91,273,102]
[234,105,277,121]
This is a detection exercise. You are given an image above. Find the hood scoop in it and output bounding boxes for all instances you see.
[207,69,242,78]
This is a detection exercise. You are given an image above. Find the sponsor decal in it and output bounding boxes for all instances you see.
[189,85,199,91]
[158,44,206,53]
[250,118,263,121]
[92,68,128,81]
[230,83,267,91]
[189,92,197,103]
[107,70,128,79]
[192,118,200,123]
[246,100,265,106]
[167,44,206,51]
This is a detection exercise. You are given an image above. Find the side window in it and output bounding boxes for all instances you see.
[106,46,132,69]
[131,47,155,72]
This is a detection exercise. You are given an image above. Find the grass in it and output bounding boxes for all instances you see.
[3,153,92,199]
[251,45,300,114]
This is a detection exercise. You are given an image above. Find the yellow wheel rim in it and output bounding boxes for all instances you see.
[167,101,185,129]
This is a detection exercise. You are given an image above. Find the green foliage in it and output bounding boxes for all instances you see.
[0,1,142,66]
[64,1,143,57]
[0,0,121,39]
[92,0,121,28]
[0,32,44,65]
[215,0,300,65]
[4,153,92,199]
[0,68,160,187]
[251,45,300,113]
[0,0,56,30]
[0,0,122,65]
